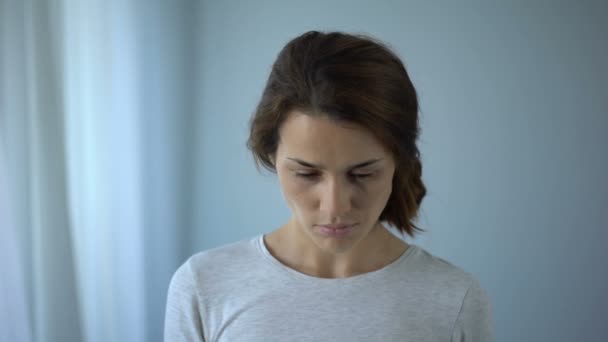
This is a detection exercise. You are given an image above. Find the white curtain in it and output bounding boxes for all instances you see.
[0,1,198,341]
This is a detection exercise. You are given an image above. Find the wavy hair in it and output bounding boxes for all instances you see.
[247,30,426,237]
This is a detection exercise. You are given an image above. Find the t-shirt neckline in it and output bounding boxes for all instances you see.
[255,233,417,283]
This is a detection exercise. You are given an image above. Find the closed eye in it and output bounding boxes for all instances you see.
[351,173,373,179]
[295,172,320,179]
[294,172,374,180]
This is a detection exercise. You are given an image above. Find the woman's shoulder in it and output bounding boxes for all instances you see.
[190,235,259,263]
[402,244,492,322]
[185,235,261,273]
[404,243,482,291]
[168,235,264,291]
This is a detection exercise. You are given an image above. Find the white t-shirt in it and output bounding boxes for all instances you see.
[164,234,494,342]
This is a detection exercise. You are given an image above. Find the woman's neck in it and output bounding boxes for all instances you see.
[265,220,408,279]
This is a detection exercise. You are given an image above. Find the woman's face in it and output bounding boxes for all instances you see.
[274,111,396,255]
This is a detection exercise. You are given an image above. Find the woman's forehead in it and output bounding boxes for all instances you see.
[279,111,374,143]
[277,111,392,166]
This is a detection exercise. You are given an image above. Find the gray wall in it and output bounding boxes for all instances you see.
[192,1,608,341]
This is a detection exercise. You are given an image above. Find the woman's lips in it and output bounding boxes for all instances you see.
[319,224,355,229]
[316,223,357,237]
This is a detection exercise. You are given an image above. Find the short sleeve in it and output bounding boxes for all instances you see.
[164,259,205,342]
[450,278,495,342]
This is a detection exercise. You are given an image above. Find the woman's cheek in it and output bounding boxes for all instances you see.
[282,179,311,210]
[358,179,389,209]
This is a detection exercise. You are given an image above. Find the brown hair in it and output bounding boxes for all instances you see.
[247,30,426,237]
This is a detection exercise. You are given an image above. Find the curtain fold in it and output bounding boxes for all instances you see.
[1,0,197,341]
[62,0,146,340]
[0,140,33,342]
[1,0,83,341]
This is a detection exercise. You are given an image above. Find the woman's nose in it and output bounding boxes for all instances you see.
[319,177,352,219]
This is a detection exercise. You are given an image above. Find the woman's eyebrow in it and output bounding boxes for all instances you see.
[286,157,383,170]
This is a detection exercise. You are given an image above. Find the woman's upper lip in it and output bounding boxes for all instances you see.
[318,223,357,229]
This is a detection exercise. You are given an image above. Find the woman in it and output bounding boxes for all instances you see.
[165,30,494,342]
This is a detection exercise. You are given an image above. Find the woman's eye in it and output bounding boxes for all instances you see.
[295,172,319,179]
[294,172,374,181]
[350,173,373,180]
